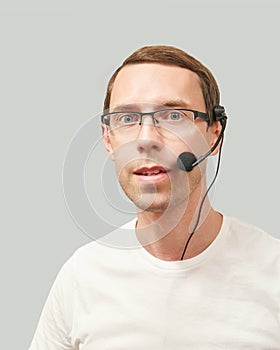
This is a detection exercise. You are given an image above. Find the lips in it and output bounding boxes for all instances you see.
[134,166,170,176]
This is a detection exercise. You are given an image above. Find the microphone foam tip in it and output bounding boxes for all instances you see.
[177,152,197,172]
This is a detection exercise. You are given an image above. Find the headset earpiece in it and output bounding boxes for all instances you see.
[213,105,227,122]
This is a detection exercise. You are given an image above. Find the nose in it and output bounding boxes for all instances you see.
[136,115,164,154]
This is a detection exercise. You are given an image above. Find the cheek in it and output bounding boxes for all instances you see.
[165,125,211,157]
[115,163,130,186]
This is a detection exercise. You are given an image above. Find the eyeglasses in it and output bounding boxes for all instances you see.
[101,108,210,133]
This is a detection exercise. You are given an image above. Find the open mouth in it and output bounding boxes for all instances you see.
[134,166,170,176]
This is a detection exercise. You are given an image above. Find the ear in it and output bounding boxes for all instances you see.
[209,121,223,156]
[102,125,115,161]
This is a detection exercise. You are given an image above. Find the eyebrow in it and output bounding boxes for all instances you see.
[111,104,142,112]
[160,99,191,108]
[111,99,191,112]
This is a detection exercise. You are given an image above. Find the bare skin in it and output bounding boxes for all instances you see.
[103,63,223,261]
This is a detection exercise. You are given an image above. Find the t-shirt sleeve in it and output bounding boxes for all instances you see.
[29,256,75,350]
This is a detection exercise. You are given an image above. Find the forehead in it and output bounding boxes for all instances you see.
[110,63,205,110]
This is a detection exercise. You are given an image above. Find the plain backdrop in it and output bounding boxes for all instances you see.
[1,0,279,348]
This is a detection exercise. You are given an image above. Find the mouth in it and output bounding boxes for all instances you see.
[133,165,171,181]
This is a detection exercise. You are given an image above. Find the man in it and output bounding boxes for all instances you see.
[30,46,280,349]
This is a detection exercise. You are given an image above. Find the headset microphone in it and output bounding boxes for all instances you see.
[177,106,227,172]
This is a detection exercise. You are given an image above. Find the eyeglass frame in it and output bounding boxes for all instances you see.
[100,108,210,127]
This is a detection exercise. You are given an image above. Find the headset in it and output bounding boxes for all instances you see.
[177,106,227,260]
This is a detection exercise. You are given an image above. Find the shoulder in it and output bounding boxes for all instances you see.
[225,216,280,265]
[228,216,280,246]
[70,219,138,272]
[74,219,136,255]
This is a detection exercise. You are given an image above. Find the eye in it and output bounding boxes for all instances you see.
[119,114,138,124]
[168,112,182,121]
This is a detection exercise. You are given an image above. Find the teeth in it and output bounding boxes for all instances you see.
[140,170,162,175]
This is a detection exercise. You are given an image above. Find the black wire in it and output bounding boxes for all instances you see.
[180,135,225,260]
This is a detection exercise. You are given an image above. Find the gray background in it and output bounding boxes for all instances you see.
[1,0,279,348]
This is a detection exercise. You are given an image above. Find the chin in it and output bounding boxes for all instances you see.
[135,202,168,213]
[132,193,167,211]
[119,178,193,213]
[135,192,190,213]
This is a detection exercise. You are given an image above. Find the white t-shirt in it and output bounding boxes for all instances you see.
[29,216,280,349]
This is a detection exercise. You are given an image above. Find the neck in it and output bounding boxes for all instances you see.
[135,189,222,261]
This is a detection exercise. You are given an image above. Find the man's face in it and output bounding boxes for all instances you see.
[103,63,218,213]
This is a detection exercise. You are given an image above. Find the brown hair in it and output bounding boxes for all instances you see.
[103,45,220,124]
